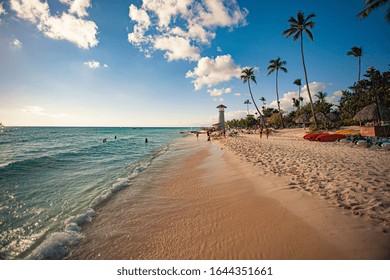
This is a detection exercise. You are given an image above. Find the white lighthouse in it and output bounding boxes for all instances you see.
[216,104,227,131]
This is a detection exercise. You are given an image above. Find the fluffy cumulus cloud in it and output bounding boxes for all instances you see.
[84,60,108,69]
[207,87,231,97]
[10,0,98,49]
[127,0,247,61]
[154,36,200,61]
[186,55,241,90]
[268,82,342,113]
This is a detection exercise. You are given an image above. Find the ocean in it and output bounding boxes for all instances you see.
[0,127,191,259]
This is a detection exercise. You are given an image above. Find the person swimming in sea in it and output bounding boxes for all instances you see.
[145,138,148,143]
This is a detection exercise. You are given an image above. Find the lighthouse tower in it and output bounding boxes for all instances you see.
[216,104,227,131]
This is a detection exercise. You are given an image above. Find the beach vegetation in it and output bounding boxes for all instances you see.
[338,67,390,121]
[283,11,318,128]
[267,57,288,128]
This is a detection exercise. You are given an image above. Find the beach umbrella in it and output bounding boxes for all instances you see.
[326,112,341,122]
[294,114,310,124]
[353,103,390,122]
[310,112,328,124]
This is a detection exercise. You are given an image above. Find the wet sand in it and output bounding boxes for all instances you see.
[69,133,390,259]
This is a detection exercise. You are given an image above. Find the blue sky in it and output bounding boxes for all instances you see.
[0,0,389,127]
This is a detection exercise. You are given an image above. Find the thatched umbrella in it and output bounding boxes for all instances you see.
[294,114,310,124]
[326,112,341,122]
[310,112,328,124]
[353,103,390,122]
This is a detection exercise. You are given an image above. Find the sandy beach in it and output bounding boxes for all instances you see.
[69,130,390,260]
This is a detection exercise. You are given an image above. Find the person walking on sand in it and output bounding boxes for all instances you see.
[265,127,269,139]
[260,127,263,139]
[196,132,199,139]
[207,131,210,141]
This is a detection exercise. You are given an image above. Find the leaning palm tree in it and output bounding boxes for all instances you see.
[244,99,252,115]
[241,68,265,127]
[283,11,318,128]
[357,0,390,23]
[267,57,287,128]
[347,46,363,82]
[293,78,302,108]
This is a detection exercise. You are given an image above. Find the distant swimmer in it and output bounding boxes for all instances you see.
[145,138,148,143]
[114,136,117,139]
[103,138,107,143]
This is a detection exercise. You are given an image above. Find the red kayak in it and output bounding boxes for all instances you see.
[304,133,326,141]
[316,134,347,142]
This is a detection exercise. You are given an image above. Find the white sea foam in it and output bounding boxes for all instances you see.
[0,162,12,169]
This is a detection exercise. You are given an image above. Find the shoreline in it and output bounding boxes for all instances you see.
[69,131,390,259]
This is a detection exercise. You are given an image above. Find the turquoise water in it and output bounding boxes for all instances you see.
[0,127,190,259]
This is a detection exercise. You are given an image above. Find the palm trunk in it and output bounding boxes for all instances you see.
[298,85,301,109]
[300,32,318,128]
[358,56,361,82]
[275,70,284,128]
[248,81,265,128]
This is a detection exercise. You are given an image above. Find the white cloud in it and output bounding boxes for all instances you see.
[154,36,200,61]
[84,60,108,69]
[59,0,91,17]
[127,0,247,61]
[10,0,98,49]
[21,106,68,118]
[207,87,232,97]
[10,38,22,48]
[233,93,241,97]
[186,55,241,90]
[269,82,329,112]
[0,2,7,16]
[213,97,224,102]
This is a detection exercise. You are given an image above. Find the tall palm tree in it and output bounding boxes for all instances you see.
[241,68,265,127]
[283,11,318,128]
[267,57,287,128]
[315,91,328,103]
[347,46,363,82]
[293,78,302,108]
[357,0,390,23]
[244,99,252,115]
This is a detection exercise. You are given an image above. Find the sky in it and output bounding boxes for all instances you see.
[0,0,389,127]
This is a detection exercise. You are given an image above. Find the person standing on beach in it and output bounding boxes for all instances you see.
[207,131,210,141]
[196,132,199,139]
[260,127,263,139]
[265,127,269,139]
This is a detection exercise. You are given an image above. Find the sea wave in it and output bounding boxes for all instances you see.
[22,144,171,260]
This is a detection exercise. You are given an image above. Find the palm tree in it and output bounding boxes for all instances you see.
[293,98,300,111]
[267,57,287,128]
[244,99,252,115]
[283,11,318,128]
[241,68,265,127]
[293,78,302,108]
[315,91,328,103]
[347,46,363,82]
[260,96,266,106]
[357,0,390,23]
